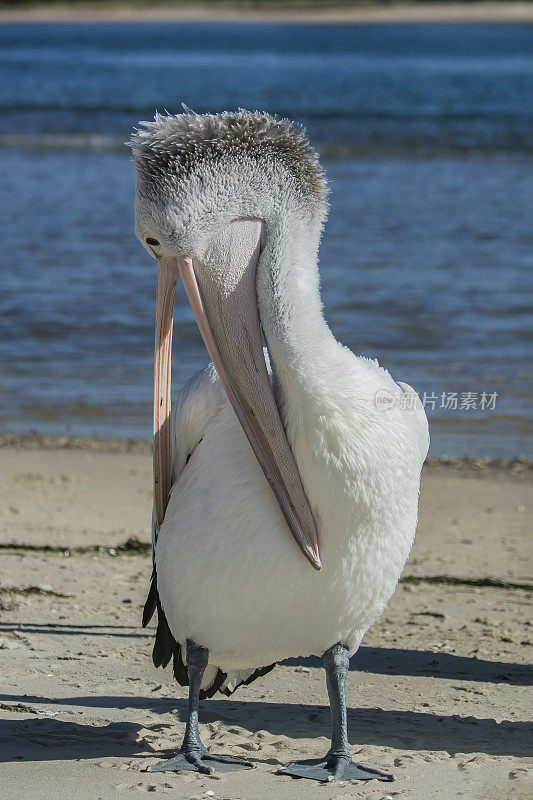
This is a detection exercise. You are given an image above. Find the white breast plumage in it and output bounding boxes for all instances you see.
[156,347,428,691]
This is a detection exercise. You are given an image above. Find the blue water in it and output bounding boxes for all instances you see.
[1,22,532,456]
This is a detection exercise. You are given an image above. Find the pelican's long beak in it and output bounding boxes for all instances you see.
[153,217,321,570]
[153,255,179,532]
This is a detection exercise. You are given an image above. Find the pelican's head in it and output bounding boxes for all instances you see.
[129,109,327,570]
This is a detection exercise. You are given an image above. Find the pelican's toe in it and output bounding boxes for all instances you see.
[147,747,253,775]
[279,754,393,783]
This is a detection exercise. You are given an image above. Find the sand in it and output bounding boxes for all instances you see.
[0,438,531,800]
[1,2,533,23]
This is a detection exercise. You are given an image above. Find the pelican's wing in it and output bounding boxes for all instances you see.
[142,363,225,633]
[144,357,276,696]
[170,362,227,486]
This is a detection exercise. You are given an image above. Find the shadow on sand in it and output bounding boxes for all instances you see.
[0,717,147,762]
[0,621,152,640]
[1,693,530,761]
[1,621,530,686]
[286,646,533,686]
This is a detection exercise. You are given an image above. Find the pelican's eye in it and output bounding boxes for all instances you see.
[142,233,163,258]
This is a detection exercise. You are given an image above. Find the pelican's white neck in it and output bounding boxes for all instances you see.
[258,217,337,392]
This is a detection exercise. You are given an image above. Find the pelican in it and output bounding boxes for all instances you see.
[129,109,429,783]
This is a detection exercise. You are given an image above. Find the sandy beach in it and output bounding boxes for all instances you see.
[1,2,533,23]
[0,436,531,800]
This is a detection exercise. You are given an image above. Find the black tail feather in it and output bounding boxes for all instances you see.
[172,639,188,685]
[152,607,175,669]
[220,663,276,696]
[142,574,157,628]
[143,572,176,669]
[199,665,228,699]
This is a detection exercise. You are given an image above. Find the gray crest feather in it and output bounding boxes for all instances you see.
[128,108,327,205]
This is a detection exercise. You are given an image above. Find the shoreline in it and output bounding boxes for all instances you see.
[1,432,531,471]
[1,2,533,23]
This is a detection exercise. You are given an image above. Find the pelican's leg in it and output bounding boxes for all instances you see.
[148,640,253,774]
[280,643,394,782]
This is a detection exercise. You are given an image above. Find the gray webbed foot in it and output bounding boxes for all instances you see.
[278,644,394,783]
[148,746,253,775]
[148,641,253,775]
[279,753,393,782]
